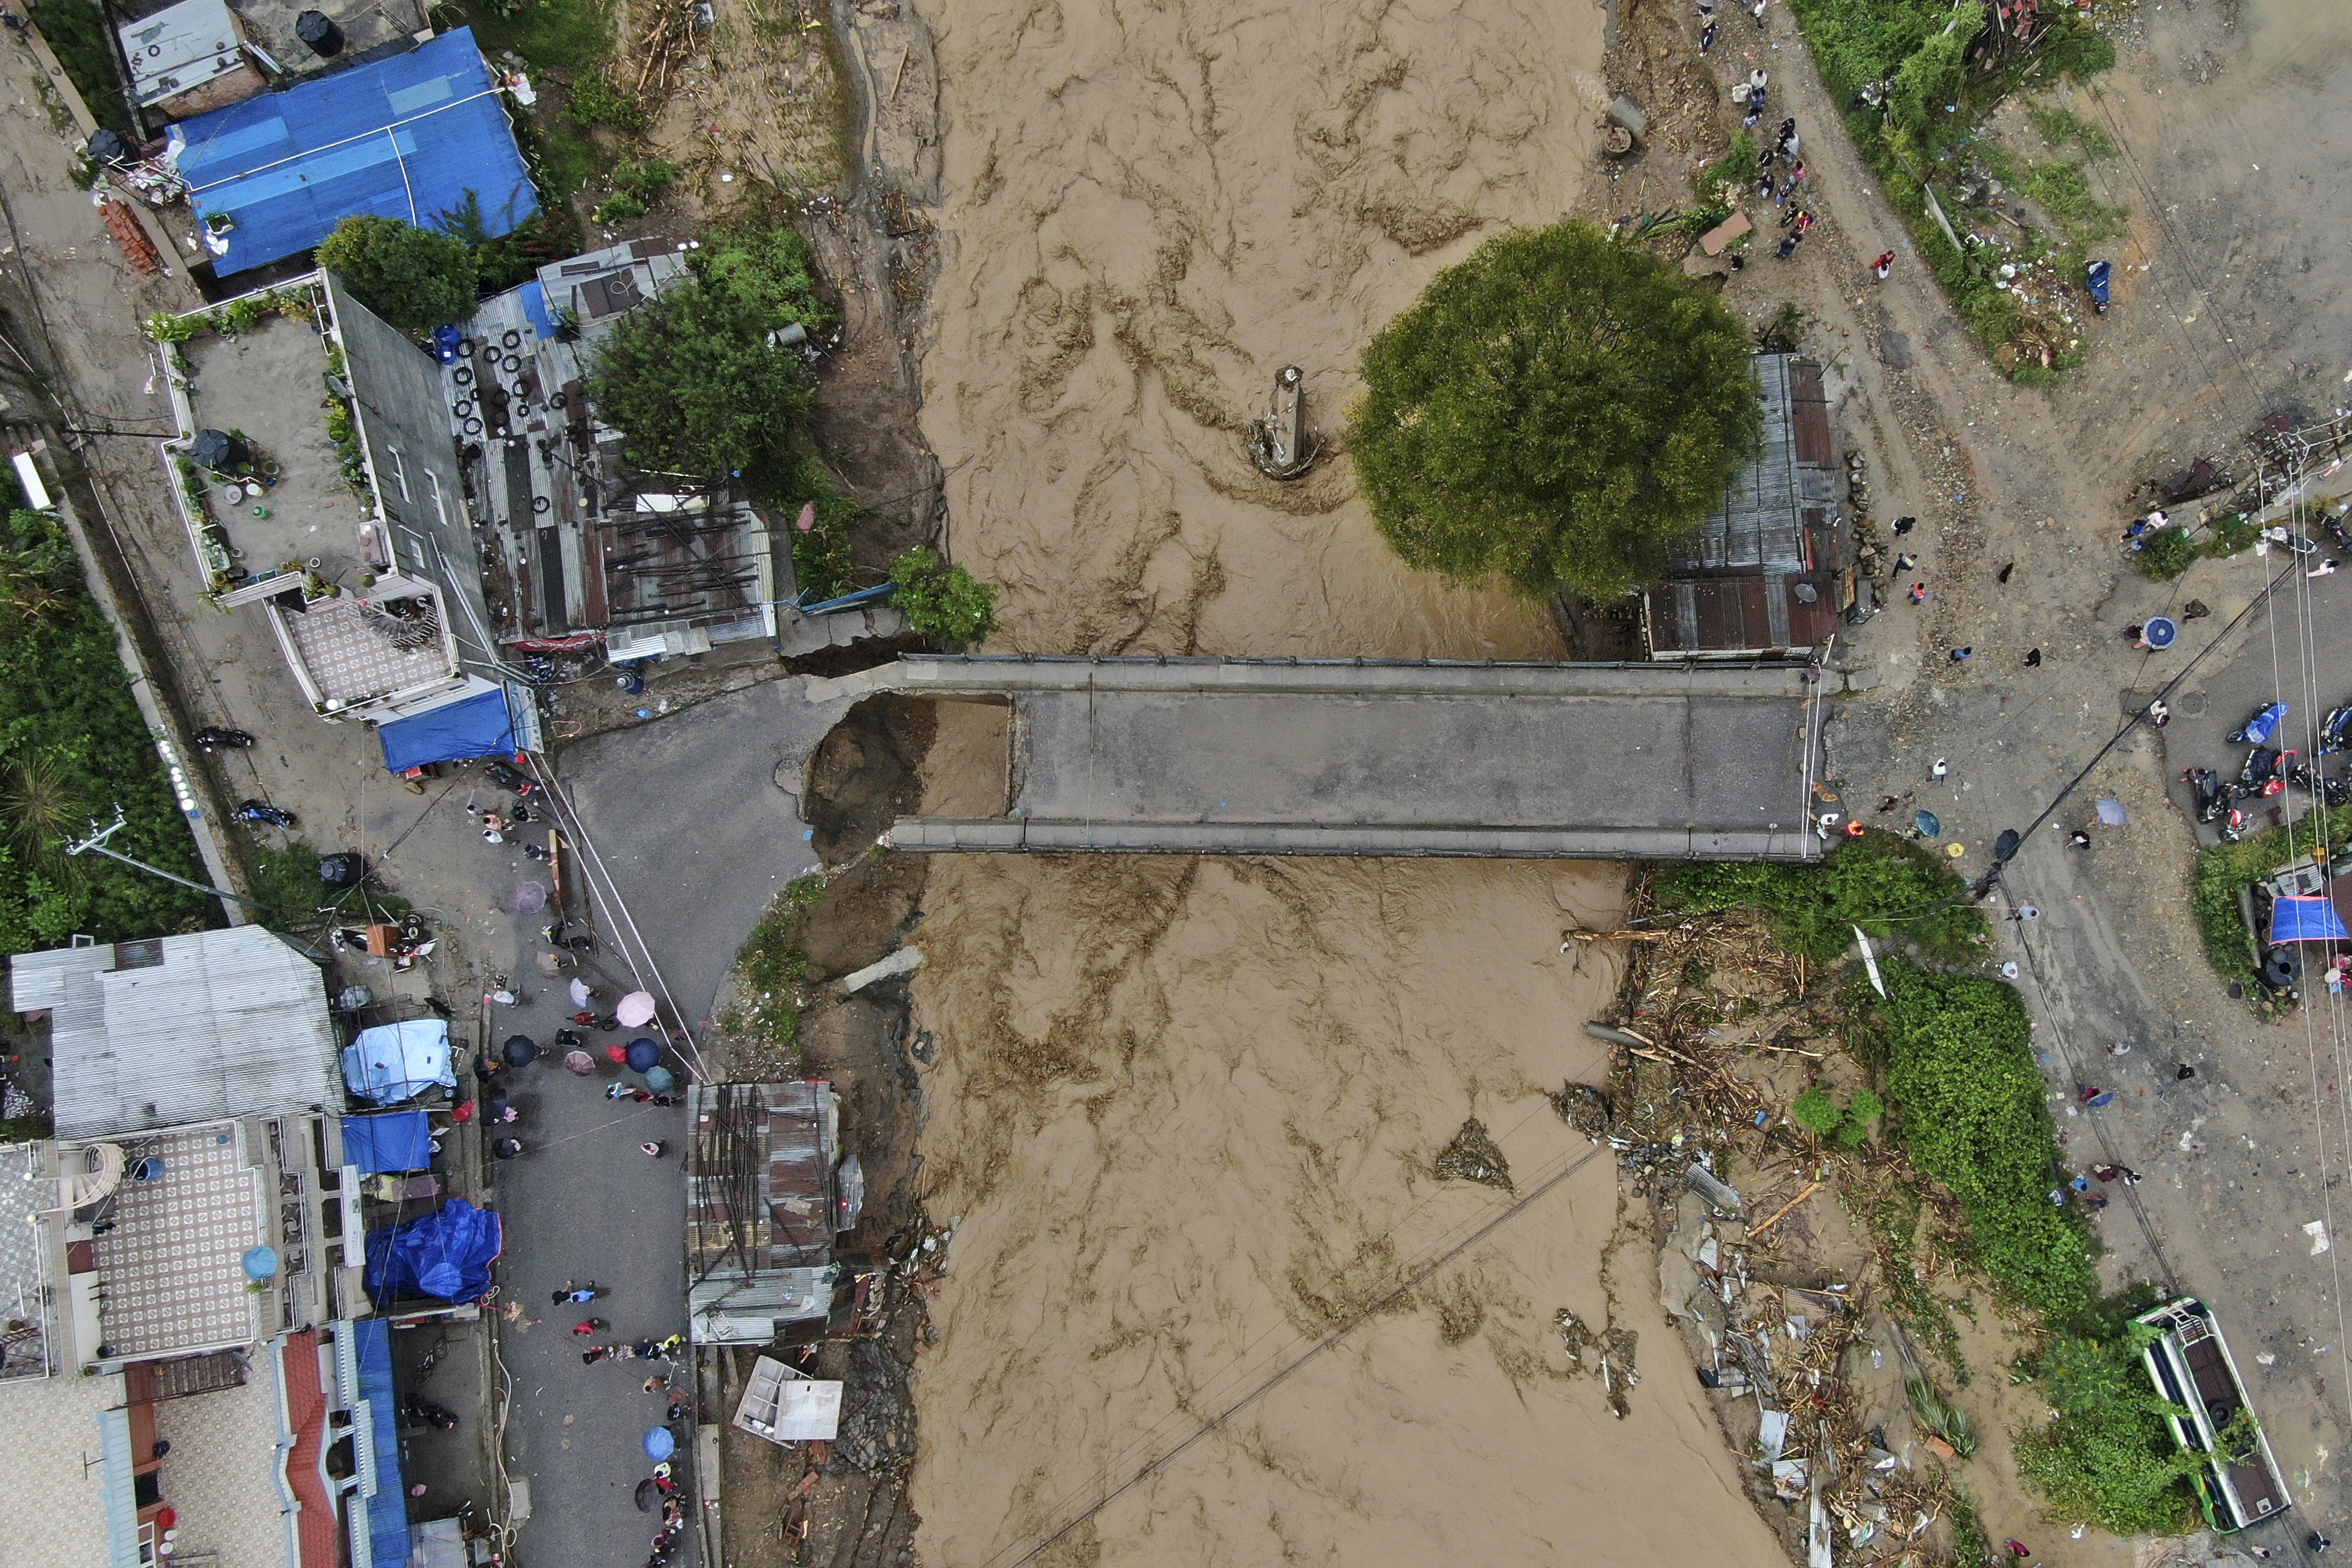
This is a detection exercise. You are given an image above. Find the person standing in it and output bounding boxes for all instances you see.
[1873,251,1896,279]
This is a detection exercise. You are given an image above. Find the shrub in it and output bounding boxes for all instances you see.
[592,193,647,226]
[890,547,999,646]
[1656,833,1989,964]
[1877,960,2094,1320]
[2134,526,2199,580]
[614,160,679,200]
[567,71,643,132]
[1790,1086,1844,1139]
[2012,1314,2203,1535]
[30,0,133,136]
[2189,824,2292,990]
[1348,222,1761,601]
[318,215,479,333]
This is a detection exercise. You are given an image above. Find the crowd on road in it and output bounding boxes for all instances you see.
[552,1281,695,1565]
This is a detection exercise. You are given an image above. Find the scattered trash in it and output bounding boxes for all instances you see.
[1685,1162,1744,1217]
[2309,1220,2332,1256]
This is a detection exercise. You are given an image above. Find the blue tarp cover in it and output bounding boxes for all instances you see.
[378,684,517,772]
[2272,894,2350,944]
[352,1319,412,1568]
[520,279,556,339]
[341,1109,434,1174]
[171,28,537,277]
[364,1197,502,1303]
[342,1019,454,1104]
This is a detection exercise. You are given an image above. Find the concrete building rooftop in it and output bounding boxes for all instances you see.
[0,1144,52,1382]
[0,1369,126,1568]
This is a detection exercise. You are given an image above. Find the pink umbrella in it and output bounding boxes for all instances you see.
[563,1050,594,1076]
[569,978,593,1008]
[615,990,657,1028]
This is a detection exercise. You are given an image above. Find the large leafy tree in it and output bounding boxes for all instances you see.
[585,226,830,498]
[317,215,479,333]
[1349,222,1762,599]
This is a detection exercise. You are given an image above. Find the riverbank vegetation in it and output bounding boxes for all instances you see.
[1651,843,2204,1535]
[1782,0,2121,379]
[0,505,213,955]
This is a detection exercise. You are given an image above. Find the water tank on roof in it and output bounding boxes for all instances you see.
[294,10,343,57]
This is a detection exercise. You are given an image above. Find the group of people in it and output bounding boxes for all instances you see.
[555,1281,695,1563]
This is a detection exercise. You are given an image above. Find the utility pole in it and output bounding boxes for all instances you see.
[66,807,268,913]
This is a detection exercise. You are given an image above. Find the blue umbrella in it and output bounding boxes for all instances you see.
[643,1426,676,1461]
[1914,810,1942,838]
[2144,617,2177,650]
[643,1065,675,1093]
[625,1037,662,1073]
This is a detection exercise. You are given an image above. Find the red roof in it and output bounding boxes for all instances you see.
[279,1331,343,1568]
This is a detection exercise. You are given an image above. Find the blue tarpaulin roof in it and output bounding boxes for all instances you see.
[378,685,517,772]
[341,1109,434,1173]
[2272,893,2350,944]
[365,1197,502,1304]
[171,28,535,277]
[352,1319,411,1568]
[342,1019,454,1104]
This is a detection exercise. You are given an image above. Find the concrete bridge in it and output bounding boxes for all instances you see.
[806,656,1836,861]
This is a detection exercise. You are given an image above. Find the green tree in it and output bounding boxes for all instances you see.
[585,225,831,497]
[318,215,479,333]
[1348,222,1762,600]
[588,279,813,490]
[890,548,998,645]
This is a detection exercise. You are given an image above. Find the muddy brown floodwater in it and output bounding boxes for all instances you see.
[895,0,1793,1560]
[914,0,1604,659]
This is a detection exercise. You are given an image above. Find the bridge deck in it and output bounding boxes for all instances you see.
[819,657,1830,861]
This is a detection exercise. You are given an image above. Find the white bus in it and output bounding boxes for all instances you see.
[2136,1297,2291,1533]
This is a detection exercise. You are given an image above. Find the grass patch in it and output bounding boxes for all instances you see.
[2021,159,2129,259]
[2029,103,2118,160]
[1655,833,1990,965]
[462,0,614,75]
[29,0,132,137]
[1875,960,2095,1321]
[2190,823,2296,990]
[718,874,828,1072]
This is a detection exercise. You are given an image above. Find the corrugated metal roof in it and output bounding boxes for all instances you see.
[95,1406,142,1568]
[170,28,536,277]
[14,928,341,1140]
[1669,353,1819,574]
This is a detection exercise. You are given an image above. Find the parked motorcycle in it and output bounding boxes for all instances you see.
[2323,705,2352,756]
[191,726,255,751]
[397,1394,459,1432]
[2184,767,2227,824]
[2222,805,2250,843]
[2291,760,2352,809]
[231,800,295,827]
[2238,746,2293,798]
[482,759,537,797]
[2230,701,2289,746]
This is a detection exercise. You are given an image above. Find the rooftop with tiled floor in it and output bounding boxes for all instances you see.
[87,1125,264,1359]
[0,1144,51,1381]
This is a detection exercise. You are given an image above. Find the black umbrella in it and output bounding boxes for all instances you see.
[501,1034,539,1068]
[1993,829,2021,863]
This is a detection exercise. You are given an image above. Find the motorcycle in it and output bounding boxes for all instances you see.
[2184,767,2227,824]
[2221,805,2250,843]
[2238,746,2293,798]
[482,759,537,797]
[2291,760,2352,809]
[191,726,254,751]
[2086,259,2112,314]
[2323,705,2352,756]
[2229,701,2289,746]
[231,800,295,827]
[398,1394,459,1432]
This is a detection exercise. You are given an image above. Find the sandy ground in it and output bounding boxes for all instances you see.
[914,0,1604,658]
[905,857,1786,1567]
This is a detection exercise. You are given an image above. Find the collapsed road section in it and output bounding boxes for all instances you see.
[814,656,1836,859]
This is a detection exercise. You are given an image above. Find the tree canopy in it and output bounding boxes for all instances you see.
[585,225,831,497]
[318,215,479,333]
[1348,222,1762,599]
[890,548,997,645]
